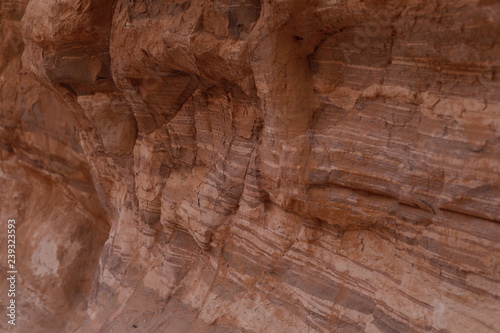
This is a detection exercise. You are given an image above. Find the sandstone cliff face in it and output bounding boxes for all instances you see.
[1,0,500,332]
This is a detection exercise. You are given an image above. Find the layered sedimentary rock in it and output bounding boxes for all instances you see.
[1,0,500,332]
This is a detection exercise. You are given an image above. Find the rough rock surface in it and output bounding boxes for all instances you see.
[1,0,500,332]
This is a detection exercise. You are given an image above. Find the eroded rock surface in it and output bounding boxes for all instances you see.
[1,0,500,332]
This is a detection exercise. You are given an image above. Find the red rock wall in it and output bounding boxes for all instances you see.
[1,0,499,332]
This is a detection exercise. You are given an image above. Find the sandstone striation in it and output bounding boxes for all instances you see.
[1,0,500,332]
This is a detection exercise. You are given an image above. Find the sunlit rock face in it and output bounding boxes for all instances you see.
[1,0,499,332]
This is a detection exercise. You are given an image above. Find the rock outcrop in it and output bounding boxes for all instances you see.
[1,0,499,332]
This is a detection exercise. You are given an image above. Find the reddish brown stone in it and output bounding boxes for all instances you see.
[1,0,499,332]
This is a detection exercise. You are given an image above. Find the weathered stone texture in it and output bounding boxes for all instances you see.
[1,0,499,332]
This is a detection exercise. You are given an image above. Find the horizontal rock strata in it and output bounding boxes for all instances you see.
[0,0,499,332]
